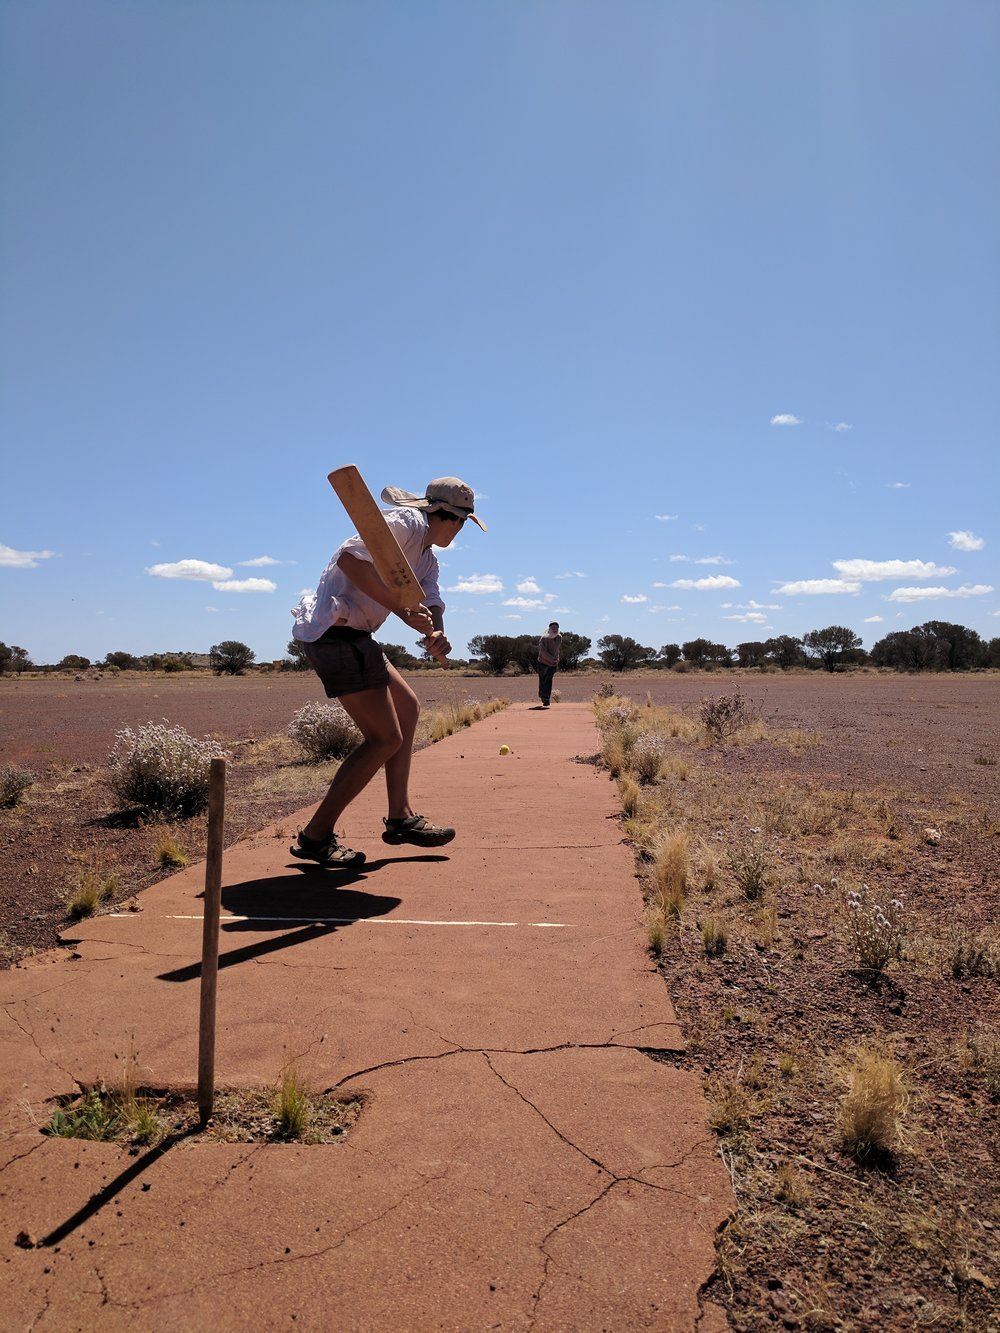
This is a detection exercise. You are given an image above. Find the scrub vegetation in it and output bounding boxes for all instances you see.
[594,683,999,1330]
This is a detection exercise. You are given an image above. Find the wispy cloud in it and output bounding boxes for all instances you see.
[555,570,587,579]
[833,558,956,582]
[947,530,984,552]
[622,593,648,604]
[148,559,232,582]
[654,514,679,522]
[775,579,861,595]
[722,600,782,611]
[517,577,541,593]
[831,421,852,432]
[888,481,911,489]
[864,615,884,623]
[212,578,277,593]
[0,542,57,569]
[237,555,282,567]
[770,413,801,426]
[445,573,503,594]
[659,575,741,591]
[669,554,734,565]
[888,584,994,603]
[503,596,550,610]
[723,611,769,624]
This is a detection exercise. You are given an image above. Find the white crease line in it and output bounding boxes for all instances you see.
[108,914,570,929]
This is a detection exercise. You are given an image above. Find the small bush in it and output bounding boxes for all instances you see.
[726,841,771,900]
[630,732,667,784]
[948,927,998,979]
[0,765,35,808]
[844,884,904,974]
[110,722,227,818]
[700,690,755,741]
[287,701,361,761]
[839,1045,907,1161]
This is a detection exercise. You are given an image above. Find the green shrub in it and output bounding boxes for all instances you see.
[287,701,361,761]
[109,722,227,818]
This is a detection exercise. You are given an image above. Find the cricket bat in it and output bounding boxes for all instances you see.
[328,465,447,662]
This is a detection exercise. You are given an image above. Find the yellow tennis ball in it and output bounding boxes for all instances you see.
[499,744,510,755]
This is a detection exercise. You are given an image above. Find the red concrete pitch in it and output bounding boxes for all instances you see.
[1,703,733,1330]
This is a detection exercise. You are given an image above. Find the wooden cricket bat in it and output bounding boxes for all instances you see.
[328,465,447,662]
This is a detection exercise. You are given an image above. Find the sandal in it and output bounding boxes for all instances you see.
[382,814,455,848]
[290,830,366,868]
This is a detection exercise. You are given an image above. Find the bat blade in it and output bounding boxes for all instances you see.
[328,465,424,614]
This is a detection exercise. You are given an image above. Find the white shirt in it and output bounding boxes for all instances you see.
[291,507,444,641]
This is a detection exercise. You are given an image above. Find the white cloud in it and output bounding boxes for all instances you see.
[833,559,956,582]
[864,615,884,623]
[503,596,548,610]
[723,611,769,624]
[888,482,911,489]
[622,594,649,604]
[775,579,861,595]
[212,578,277,593]
[888,584,994,603]
[0,543,57,569]
[669,554,734,565]
[148,559,232,582]
[555,570,587,579]
[947,530,984,552]
[832,422,852,432]
[445,573,504,594]
[238,555,281,567]
[517,577,541,594]
[661,575,741,591]
[654,514,678,522]
[770,414,801,426]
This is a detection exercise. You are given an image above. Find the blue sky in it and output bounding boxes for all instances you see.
[2,1,997,665]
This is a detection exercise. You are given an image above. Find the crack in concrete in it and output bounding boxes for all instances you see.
[107,1165,453,1310]
[2,1006,79,1087]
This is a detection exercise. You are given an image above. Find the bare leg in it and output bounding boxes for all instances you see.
[302,685,402,841]
[383,663,420,820]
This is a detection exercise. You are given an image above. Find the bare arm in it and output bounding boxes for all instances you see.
[337,551,449,661]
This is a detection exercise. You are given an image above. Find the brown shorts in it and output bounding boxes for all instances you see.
[301,627,390,698]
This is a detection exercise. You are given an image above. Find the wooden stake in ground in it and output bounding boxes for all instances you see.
[197,757,226,1124]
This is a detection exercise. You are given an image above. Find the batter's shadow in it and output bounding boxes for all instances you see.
[156,855,450,983]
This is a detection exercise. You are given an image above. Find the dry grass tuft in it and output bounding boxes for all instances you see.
[838,1044,907,1161]
[652,831,689,915]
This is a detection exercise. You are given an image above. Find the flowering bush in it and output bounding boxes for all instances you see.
[288,701,360,761]
[630,732,667,784]
[844,884,904,973]
[109,722,227,819]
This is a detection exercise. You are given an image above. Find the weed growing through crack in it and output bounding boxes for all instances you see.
[273,1065,311,1139]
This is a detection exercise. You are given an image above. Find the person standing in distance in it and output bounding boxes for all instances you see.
[289,476,486,866]
[536,621,562,708]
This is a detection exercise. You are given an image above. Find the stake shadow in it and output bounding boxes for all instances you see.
[156,854,448,982]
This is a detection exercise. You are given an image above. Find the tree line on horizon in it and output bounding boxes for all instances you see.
[3,620,999,678]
